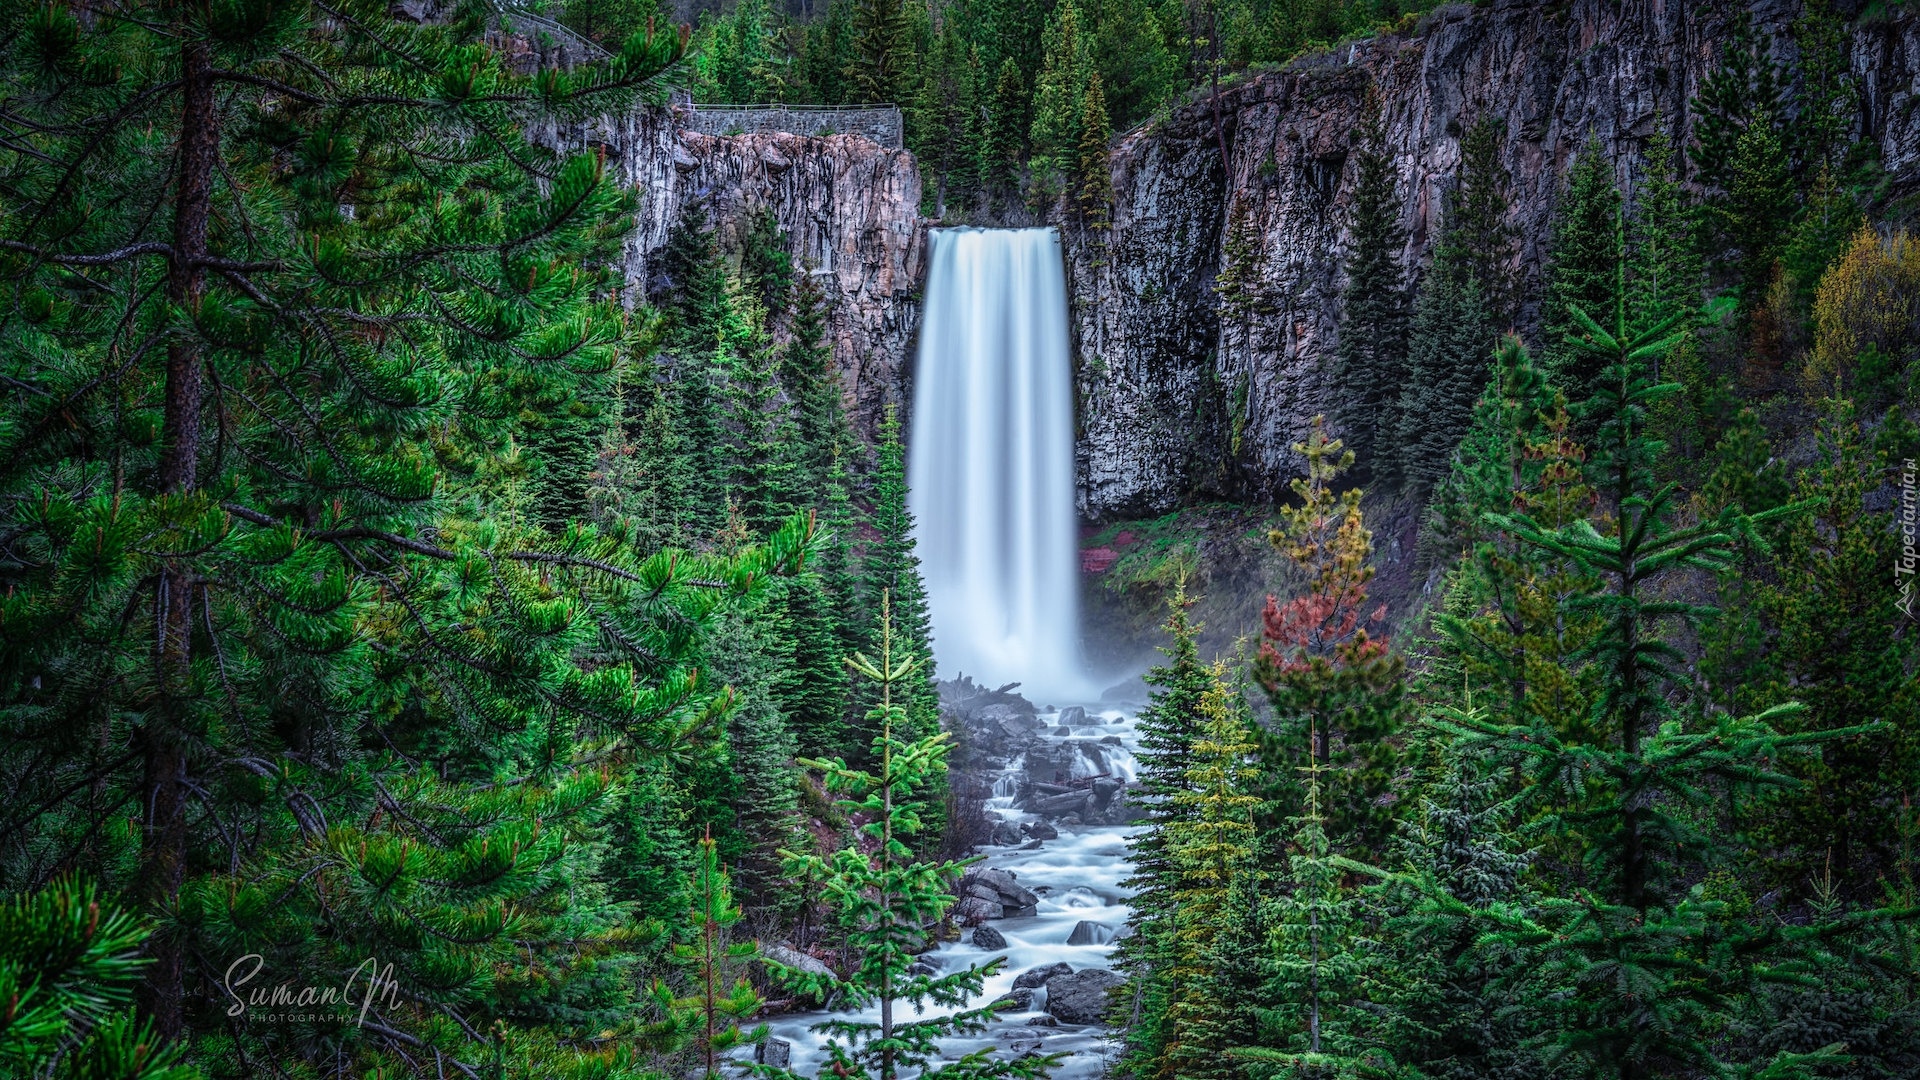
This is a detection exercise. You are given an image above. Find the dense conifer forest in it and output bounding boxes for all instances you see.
[1,0,1916,1079]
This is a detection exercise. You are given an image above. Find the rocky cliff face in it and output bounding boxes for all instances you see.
[561,108,926,439]
[1065,0,1920,518]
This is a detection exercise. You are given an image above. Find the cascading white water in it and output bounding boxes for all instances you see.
[909,228,1091,703]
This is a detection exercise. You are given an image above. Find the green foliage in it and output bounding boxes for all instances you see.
[1029,0,1096,206]
[1396,272,1495,494]
[1334,97,1411,485]
[665,832,770,1077]
[0,878,200,1079]
[851,0,917,105]
[1541,136,1624,406]
[764,597,1060,1080]
[1255,419,1407,857]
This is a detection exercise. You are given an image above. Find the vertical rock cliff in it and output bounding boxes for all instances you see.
[561,107,926,439]
[1065,0,1920,518]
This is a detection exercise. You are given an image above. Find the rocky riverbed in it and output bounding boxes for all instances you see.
[754,691,1145,1080]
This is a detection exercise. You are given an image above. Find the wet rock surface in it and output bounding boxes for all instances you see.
[1043,969,1129,1025]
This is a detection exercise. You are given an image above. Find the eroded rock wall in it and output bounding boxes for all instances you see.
[1066,0,1920,518]
[562,108,926,439]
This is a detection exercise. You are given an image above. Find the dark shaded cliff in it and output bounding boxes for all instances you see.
[1064,0,1920,517]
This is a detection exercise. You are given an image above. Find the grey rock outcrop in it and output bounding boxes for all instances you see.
[1067,920,1116,945]
[960,867,1040,916]
[972,925,1008,950]
[1043,968,1129,1025]
[991,986,1035,1011]
[1063,0,1920,518]
[1013,962,1073,990]
[550,110,923,444]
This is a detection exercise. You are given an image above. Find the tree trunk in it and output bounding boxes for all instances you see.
[141,30,219,1041]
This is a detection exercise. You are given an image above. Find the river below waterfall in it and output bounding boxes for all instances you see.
[758,704,1143,1080]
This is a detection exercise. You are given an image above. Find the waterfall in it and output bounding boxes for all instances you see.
[909,228,1090,703]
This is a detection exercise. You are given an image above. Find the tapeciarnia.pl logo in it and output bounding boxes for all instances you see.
[1898,458,1916,620]
[222,954,404,1026]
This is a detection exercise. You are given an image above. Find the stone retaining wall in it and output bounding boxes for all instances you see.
[676,103,903,149]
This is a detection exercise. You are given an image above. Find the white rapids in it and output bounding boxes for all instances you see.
[756,708,1144,1080]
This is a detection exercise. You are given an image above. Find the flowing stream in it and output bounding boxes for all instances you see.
[760,709,1143,1080]
[759,228,1139,1078]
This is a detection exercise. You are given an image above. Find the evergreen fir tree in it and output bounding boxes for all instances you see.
[666,831,769,1078]
[1691,11,1786,195]
[741,207,795,319]
[855,407,939,749]
[1540,135,1624,405]
[1255,418,1408,857]
[1115,583,1216,1079]
[919,18,982,217]
[1160,664,1263,1080]
[1028,0,1093,206]
[614,757,699,924]
[1714,104,1797,312]
[1333,99,1410,483]
[1627,125,1703,338]
[983,58,1030,204]
[782,269,848,496]
[765,596,1059,1080]
[1396,273,1495,494]
[1444,115,1520,326]
[849,0,916,105]
[1078,72,1116,231]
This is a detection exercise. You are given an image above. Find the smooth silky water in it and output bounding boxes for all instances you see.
[757,229,1141,1078]
[759,709,1143,1080]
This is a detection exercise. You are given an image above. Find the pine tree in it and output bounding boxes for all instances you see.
[1333,99,1410,483]
[799,0,859,105]
[741,207,795,319]
[0,878,201,1078]
[849,0,916,105]
[1115,583,1216,1079]
[1077,72,1116,231]
[918,18,982,218]
[0,5,705,1067]
[722,286,803,537]
[1444,115,1520,327]
[1028,0,1093,206]
[1540,135,1624,405]
[1396,273,1495,494]
[1160,663,1263,1080]
[614,757,699,924]
[765,596,1059,1080]
[1254,418,1407,857]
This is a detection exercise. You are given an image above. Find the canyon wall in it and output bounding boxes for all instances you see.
[561,107,925,440]
[1065,0,1920,517]
[581,0,1919,512]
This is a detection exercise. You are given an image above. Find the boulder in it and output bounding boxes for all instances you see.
[1012,962,1072,990]
[990,820,1025,846]
[1044,968,1128,1025]
[1031,791,1091,816]
[990,986,1034,1011]
[960,867,1039,910]
[1004,902,1038,918]
[1023,820,1059,840]
[1059,706,1088,725]
[756,1038,792,1068]
[1100,735,1123,746]
[953,897,1004,925]
[1054,725,1073,735]
[762,944,832,978]
[972,925,1007,950]
[908,959,938,977]
[1067,920,1116,945]
[1025,1015,1059,1027]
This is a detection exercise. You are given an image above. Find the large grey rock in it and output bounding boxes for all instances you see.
[1058,706,1088,725]
[953,897,1004,925]
[972,925,1007,950]
[1043,968,1128,1025]
[762,944,831,978]
[991,986,1034,1011]
[990,820,1025,846]
[1031,791,1091,817]
[1023,820,1059,841]
[756,1038,792,1068]
[1013,962,1072,990]
[1067,920,1116,946]
[960,867,1039,910]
